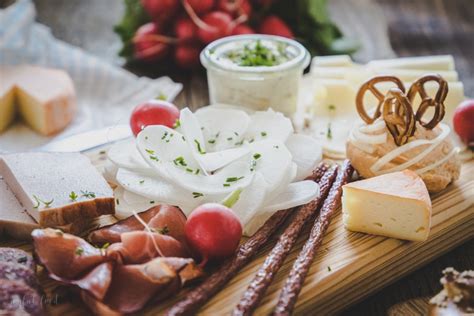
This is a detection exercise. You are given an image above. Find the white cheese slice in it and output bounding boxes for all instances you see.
[342,170,432,241]
[367,55,455,71]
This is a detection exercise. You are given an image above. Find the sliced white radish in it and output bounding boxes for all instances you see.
[114,187,152,219]
[137,125,200,172]
[102,159,118,184]
[263,180,320,213]
[285,134,323,181]
[197,148,251,172]
[228,172,268,227]
[179,107,207,164]
[195,106,250,151]
[164,159,254,195]
[244,109,294,143]
[116,168,201,213]
[107,139,149,171]
[248,139,292,193]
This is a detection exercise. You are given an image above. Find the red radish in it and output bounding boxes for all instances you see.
[453,99,474,146]
[141,0,179,20]
[174,17,198,41]
[231,24,255,35]
[185,202,242,263]
[174,44,201,68]
[218,0,252,16]
[133,23,169,62]
[197,11,233,43]
[185,0,215,15]
[259,15,294,38]
[130,100,180,136]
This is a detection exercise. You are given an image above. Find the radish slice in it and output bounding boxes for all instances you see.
[179,107,208,170]
[102,159,119,184]
[164,159,254,194]
[244,109,294,143]
[285,134,323,180]
[107,139,150,171]
[116,168,204,213]
[229,172,268,227]
[114,187,152,219]
[248,139,293,193]
[263,180,320,213]
[197,148,251,172]
[195,106,250,151]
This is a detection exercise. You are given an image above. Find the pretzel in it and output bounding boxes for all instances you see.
[382,88,416,146]
[356,76,405,124]
[407,74,448,130]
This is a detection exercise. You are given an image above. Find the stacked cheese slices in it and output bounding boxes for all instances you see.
[298,55,465,158]
[0,152,115,240]
[0,65,76,135]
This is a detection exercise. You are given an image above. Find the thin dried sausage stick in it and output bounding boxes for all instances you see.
[232,166,339,316]
[272,160,354,315]
[165,163,329,316]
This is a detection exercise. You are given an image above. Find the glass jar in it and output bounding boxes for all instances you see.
[200,35,310,116]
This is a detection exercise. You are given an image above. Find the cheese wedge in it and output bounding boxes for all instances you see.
[0,152,115,227]
[0,65,76,135]
[342,170,431,241]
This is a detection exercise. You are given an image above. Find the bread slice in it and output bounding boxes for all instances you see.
[0,152,115,227]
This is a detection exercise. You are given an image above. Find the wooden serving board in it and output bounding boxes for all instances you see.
[1,151,473,315]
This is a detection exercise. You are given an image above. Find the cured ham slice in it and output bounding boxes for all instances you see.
[32,227,202,315]
[32,228,106,280]
[89,206,162,244]
[109,231,188,264]
[88,205,187,246]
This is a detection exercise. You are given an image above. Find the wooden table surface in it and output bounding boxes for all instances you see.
[31,0,474,315]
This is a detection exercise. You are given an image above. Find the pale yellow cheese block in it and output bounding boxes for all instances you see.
[342,169,432,241]
[0,65,76,135]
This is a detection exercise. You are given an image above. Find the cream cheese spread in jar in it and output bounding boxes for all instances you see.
[200,35,310,116]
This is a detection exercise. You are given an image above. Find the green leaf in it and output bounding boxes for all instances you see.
[114,0,149,59]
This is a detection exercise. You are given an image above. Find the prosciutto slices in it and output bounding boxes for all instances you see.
[32,206,202,314]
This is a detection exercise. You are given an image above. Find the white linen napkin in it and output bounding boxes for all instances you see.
[0,0,183,153]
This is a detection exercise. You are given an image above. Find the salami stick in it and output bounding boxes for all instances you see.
[232,166,339,316]
[273,160,354,315]
[165,163,328,316]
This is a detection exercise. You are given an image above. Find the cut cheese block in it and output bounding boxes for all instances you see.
[0,177,38,240]
[342,170,432,241]
[0,65,76,135]
[0,152,114,227]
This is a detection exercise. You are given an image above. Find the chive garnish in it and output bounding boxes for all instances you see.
[227,137,233,141]
[173,119,181,129]
[150,155,159,161]
[69,191,78,202]
[223,184,231,187]
[145,149,155,155]
[192,192,204,198]
[75,247,84,256]
[194,139,206,154]
[261,131,267,137]
[326,122,333,140]
[161,132,168,140]
[81,190,96,199]
[150,201,155,204]
[253,153,261,160]
[226,176,244,182]
[174,156,187,166]
[208,139,216,144]
[32,195,54,208]
[139,180,145,184]
[186,168,193,173]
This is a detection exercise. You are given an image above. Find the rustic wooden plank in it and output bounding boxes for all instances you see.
[2,155,470,315]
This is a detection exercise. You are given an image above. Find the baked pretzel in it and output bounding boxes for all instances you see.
[382,88,416,146]
[407,74,448,130]
[356,76,405,124]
